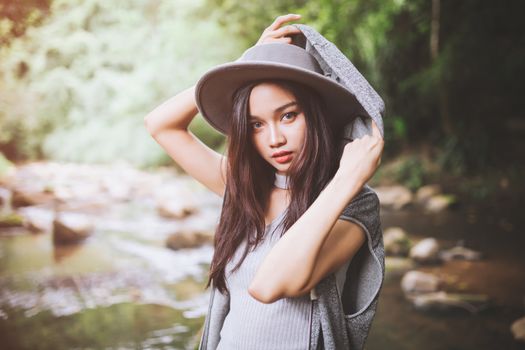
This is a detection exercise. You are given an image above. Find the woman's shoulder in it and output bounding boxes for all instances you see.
[345,184,380,210]
[339,184,381,227]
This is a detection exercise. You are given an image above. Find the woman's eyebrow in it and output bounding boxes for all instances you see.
[249,101,298,119]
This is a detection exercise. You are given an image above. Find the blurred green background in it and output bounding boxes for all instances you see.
[1,0,524,200]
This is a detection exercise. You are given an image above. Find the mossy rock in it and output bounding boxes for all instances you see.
[0,213,24,228]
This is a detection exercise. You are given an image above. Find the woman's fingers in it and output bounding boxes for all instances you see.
[267,14,301,31]
[369,120,384,166]
[257,14,302,45]
[370,119,382,139]
[272,24,302,38]
[275,37,292,44]
[257,35,292,45]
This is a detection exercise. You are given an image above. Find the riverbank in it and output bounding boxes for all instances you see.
[0,159,524,349]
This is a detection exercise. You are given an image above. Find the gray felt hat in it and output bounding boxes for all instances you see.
[194,42,367,136]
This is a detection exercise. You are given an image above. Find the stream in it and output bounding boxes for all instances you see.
[0,162,524,349]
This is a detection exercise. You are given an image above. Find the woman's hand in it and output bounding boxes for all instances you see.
[338,119,384,188]
[256,14,302,45]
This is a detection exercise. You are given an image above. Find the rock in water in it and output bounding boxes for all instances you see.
[408,291,490,314]
[511,316,525,343]
[11,187,54,207]
[439,243,483,261]
[424,194,458,213]
[374,185,413,210]
[53,213,94,245]
[0,213,24,228]
[401,270,441,294]
[166,230,213,250]
[415,184,442,204]
[383,226,412,256]
[410,238,441,264]
[157,199,197,219]
[385,256,415,274]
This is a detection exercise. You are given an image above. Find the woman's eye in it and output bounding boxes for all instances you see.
[282,112,298,121]
[251,121,262,130]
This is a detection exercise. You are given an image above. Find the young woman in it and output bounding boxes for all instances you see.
[145,14,384,349]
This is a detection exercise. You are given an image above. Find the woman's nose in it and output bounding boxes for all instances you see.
[269,124,286,147]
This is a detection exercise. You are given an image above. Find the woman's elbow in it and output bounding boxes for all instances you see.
[248,281,282,304]
[248,280,309,303]
[143,115,156,135]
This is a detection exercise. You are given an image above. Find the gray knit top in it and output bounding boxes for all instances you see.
[216,208,352,349]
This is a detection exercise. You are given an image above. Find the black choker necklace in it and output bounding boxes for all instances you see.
[274,173,290,190]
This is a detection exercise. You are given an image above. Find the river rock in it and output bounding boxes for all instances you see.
[439,242,483,261]
[410,238,441,264]
[20,207,53,233]
[415,184,442,203]
[408,291,490,313]
[424,194,458,213]
[383,226,412,256]
[11,187,54,207]
[166,230,213,250]
[512,316,525,343]
[99,177,132,201]
[52,213,94,245]
[401,270,441,294]
[0,212,24,228]
[385,256,415,274]
[374,185,413,210]
[157,199,198,219]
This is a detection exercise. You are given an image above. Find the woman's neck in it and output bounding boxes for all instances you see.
[274,172,290,190]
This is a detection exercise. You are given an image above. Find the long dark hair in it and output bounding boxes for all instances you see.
[205,78,344,296]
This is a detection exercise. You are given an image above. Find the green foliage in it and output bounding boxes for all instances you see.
[1,0,524,179]
[392,155,425,191]
[0,0,239,167]
[436,136,466,177]
[203,0,525,178]
[188,115,226,154]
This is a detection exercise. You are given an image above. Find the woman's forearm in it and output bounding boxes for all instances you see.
[248,170,364,302]
[144,84,198,135]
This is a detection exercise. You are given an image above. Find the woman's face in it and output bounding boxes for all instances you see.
[248,82,307,175]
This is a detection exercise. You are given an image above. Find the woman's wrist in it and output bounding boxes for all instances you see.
[332,169,365,200]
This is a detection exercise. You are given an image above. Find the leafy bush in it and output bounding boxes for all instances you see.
[0,0,236,167]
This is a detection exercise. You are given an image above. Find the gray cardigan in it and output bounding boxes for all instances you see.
[198,24,385,350]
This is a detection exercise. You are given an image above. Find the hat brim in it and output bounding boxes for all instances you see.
[195,61,367,135]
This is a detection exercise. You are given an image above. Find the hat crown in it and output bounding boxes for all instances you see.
[239,43,324,75]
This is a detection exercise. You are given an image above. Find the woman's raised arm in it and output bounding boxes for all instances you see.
[144,85,227,197]
[249,120,384,303]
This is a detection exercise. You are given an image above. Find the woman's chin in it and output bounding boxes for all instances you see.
[274,165,290,175]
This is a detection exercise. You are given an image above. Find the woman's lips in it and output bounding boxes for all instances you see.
[274,152,293,164]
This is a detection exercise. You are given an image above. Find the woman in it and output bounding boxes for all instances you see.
[145,14,384,349]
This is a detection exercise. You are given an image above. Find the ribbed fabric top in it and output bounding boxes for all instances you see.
[216,208,350,349]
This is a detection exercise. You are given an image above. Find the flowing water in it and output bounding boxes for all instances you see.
[0,209,214,349]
